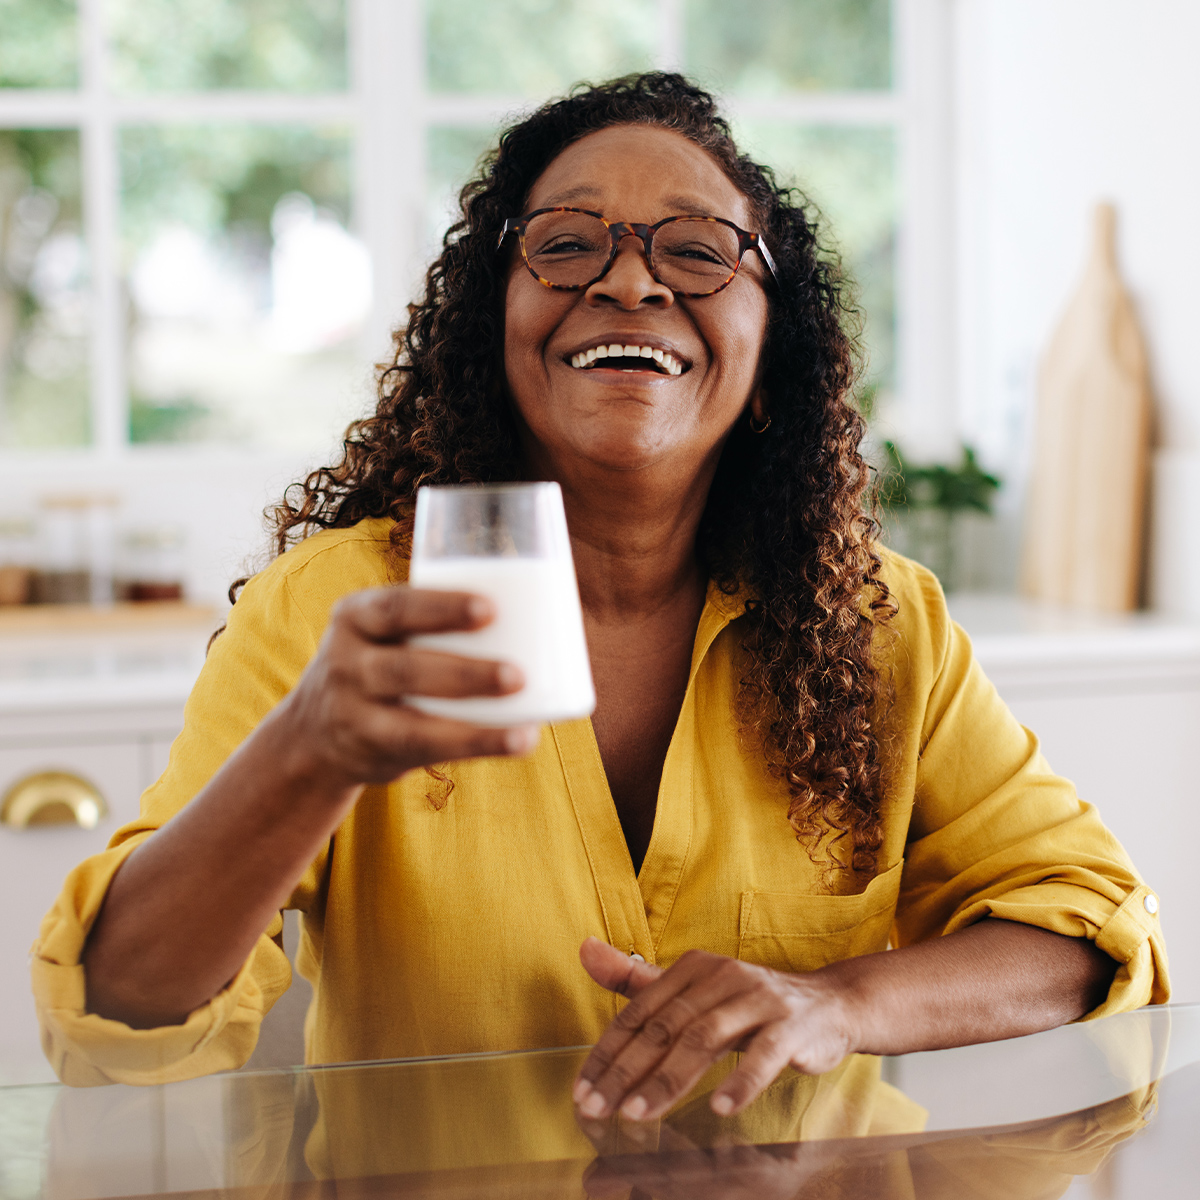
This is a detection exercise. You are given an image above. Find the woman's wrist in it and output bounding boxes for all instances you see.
[804,950,897,1058]
[251,697,365,819]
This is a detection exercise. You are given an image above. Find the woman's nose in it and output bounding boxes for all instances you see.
[585,236,674,309]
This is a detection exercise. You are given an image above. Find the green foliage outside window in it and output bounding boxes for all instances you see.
[120,126,354,444]
[685,0,891,93]
[105,0,347,92]
[0,130,89,448]
[0,0,78,88]
[427,0,656,95]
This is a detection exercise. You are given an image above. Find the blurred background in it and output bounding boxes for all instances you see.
[2,0,909,602]
[3,0,1200,1086]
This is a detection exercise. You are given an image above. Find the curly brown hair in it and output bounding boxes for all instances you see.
[262,72,893,873]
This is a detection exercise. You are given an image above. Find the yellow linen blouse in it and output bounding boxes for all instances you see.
[31,518,1169,1087]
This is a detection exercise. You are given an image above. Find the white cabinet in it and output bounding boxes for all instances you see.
[0,615,207,1084]
[953,596,1200,1004]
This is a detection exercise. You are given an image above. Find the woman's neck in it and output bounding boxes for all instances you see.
[557,464,714,624]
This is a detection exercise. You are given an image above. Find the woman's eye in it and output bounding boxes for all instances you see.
[665,243,727,265]
[539,238,591,255]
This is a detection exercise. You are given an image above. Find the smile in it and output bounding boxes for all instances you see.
[567,343,687,376]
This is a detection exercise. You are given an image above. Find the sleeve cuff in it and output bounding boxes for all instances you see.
[31,839,290,1086]
[942,881,1170,1019]
[34,949,269,1087]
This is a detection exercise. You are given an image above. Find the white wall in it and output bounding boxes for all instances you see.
[953,0,1200,587]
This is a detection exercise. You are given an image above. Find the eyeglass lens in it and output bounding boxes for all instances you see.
[521,212,743,294]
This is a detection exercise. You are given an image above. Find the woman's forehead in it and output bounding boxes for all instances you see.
[526,124,754,227]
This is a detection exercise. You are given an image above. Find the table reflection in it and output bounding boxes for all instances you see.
[13,1004,1199,1199]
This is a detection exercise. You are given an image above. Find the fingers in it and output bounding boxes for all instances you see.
[579,936,664,997]
[574,955,852,1123]
[336,585,495,643]
[352,702,539,768]
[710,1008,852,1116]
[707,1023,795,1116]
[358,644,524,701]
[576,952,763,1121]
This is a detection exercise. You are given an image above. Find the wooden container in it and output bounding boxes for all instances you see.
[1021,204,1153,612]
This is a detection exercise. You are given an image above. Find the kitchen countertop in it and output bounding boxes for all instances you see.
[3,595,1199,717]
[0,604,217,724]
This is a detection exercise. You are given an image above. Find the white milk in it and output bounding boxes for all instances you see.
[407,556,595,726]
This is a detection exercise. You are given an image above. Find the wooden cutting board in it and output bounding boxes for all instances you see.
[1021,204,1153,612]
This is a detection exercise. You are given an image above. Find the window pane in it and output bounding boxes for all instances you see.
[736,123,895,390]
[0,0,78,88]
[0,130,89,448]
[426,125,495,256]
[686,0,890,94]
[121,125,370,449]
[105,0,347,92]
[427,0,655,95]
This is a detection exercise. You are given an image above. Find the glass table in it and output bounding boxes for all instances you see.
[2,1003,1197,1199]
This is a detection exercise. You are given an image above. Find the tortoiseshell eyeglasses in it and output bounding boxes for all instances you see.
[497,207,778,298]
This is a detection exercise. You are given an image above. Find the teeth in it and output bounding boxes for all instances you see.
[567,343,686,375]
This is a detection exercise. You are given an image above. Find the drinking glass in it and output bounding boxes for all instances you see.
[407,483,595,726]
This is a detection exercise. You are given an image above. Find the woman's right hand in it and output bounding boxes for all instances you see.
[272,585,539,793]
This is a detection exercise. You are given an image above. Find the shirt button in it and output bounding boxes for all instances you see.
[1144,893,1159,915]
[629,952,645,963]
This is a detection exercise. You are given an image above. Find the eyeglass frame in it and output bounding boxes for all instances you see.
[496,207,779,298]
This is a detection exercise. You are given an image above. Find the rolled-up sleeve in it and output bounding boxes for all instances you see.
[891,570,1169,1017]
[33,836,291,1086]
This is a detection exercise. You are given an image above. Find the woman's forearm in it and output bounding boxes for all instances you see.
[82,704,359,1029]
[81,585,534,1032]
[826,917,1118,1056]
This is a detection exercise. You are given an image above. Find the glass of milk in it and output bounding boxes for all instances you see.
[406,482,596,726]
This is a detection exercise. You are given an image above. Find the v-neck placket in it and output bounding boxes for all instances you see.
[551,583,747,965]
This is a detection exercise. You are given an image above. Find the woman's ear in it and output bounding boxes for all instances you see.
[749,391,768,424]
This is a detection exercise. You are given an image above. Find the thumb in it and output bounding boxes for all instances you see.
[579,936,664,998]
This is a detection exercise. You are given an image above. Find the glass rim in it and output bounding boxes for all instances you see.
[415,481,561,495]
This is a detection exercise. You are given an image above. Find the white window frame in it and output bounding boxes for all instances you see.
[0,0,956,470]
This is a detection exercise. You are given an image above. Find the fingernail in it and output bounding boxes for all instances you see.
[573,1078,593,1104]
[504,725,539,754]
[580,1091,608,1119]
[711,1093,734,1116]
[496,662,523,690]
[466,596,493,622]
[620,1095,648,1121]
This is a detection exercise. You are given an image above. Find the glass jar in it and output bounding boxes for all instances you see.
[116,527,187,602]
[0,517,37,605]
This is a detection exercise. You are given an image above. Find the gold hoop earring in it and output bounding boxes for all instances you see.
[749,413,772,434]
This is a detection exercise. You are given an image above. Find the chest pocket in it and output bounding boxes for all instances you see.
[737,859,904,974]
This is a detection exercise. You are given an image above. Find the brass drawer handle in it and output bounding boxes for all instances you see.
[1,771,109,830]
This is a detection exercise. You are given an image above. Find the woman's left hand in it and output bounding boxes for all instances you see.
[572,937,858,1122]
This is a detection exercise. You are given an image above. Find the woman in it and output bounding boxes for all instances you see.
[34,75,1166,1118]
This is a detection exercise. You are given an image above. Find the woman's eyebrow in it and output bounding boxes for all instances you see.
[536,188,717,218]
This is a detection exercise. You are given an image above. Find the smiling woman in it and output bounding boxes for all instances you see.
[33,76,1166,1115]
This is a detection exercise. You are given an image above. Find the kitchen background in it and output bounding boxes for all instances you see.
[2,0,1199,1085]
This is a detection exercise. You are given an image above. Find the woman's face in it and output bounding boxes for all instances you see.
[503,124,771,486]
